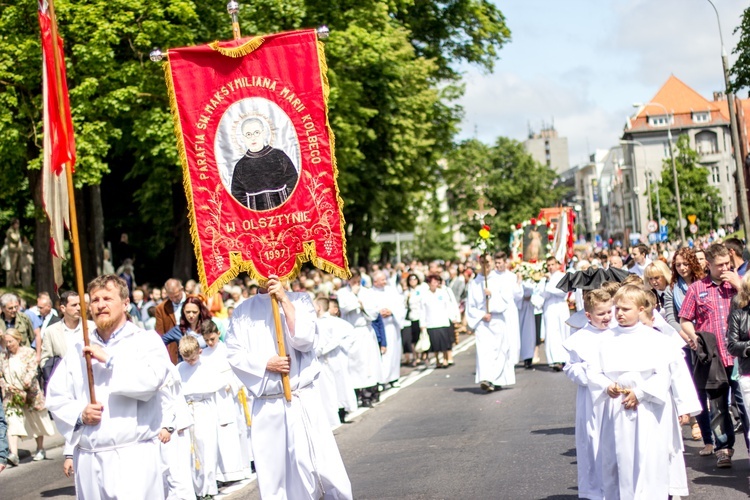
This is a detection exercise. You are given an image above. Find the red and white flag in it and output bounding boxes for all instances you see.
[38,0,75,288]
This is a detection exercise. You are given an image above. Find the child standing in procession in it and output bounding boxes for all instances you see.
[177,336,223,500]
[562,289,613,500]
[592,285,677,498]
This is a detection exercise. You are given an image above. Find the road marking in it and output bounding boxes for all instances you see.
[222,335,477,497]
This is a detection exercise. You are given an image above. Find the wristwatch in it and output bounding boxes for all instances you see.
[163,426,175,433]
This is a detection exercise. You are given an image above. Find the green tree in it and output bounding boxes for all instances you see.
[444,137,566,248]
[731,6,750,91]
[413,188,458,262]
[654,135,720,235]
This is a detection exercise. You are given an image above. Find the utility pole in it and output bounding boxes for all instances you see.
[708,0,750,248]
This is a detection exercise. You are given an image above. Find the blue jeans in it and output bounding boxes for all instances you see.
[708,366,750,451]
[0,402,8,464]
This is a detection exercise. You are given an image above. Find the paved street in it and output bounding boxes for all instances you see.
[2,337,750,498]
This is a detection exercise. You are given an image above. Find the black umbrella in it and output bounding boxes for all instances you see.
[603,266,629,283]
[556,267,609,293]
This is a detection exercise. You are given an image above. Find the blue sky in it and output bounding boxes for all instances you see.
[457,0,748,165]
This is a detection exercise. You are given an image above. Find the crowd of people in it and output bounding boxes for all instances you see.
[559,239,750,498]
[0,234,748,497]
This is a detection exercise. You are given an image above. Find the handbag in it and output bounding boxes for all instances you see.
[414,329,431,352]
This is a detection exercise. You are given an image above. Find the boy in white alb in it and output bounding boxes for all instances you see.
[200,320,253,482]
[177,336,223,498]
[159,363,195,500]
[562,289,613,500]
[640,296,701,498]
[314,297,358,427]
[589,285,678,498]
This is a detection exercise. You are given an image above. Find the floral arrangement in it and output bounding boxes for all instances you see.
[474,224,497,255]
[5,391,26,418]
[513,260,547,282]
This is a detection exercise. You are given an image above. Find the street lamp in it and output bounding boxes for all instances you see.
[706,0,750,248]
[632,101,686,244]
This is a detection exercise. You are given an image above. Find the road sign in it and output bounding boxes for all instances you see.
[647,220,658,233]
[689,223,698,234]
[660,225,668,242]
[660,218,668,226]
[687,214,697,224]
[375,232,415,243]
[680,218,687,229]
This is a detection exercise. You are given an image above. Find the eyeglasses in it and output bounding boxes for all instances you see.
[244,130,263,138]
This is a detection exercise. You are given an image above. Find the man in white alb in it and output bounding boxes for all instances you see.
[46,275,171,499]
[371,271,406,388]
[467,254,516,392]
[226,275,352,499]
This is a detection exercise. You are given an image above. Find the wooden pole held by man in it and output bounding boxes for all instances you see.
[47,0,96,403]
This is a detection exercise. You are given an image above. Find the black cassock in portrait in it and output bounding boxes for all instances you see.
[231,145,299,210]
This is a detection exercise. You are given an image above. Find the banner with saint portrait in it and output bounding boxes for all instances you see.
[164,29,349,294]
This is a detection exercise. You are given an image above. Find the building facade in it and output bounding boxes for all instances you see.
[620,76,739,237]
[523,124,570,174]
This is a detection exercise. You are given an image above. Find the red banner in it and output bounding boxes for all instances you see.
[165,30,349,294]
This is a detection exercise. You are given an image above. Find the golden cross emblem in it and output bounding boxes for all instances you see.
[467,196,496,224]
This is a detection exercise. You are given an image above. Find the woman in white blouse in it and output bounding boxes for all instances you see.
[420,274,460,368]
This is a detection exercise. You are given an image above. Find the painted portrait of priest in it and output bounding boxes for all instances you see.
[231,117,299,210]
[215,98,302,211]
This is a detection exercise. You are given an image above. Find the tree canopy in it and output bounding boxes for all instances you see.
[653,134,721,235]
[443,137,566,250]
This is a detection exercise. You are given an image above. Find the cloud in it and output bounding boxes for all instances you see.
[458,67,622,165]
[608,0,746,91]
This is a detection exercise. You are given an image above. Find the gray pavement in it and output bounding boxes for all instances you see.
[3,338,750,498]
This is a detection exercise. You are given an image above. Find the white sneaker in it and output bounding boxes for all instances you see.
[32,449,46,461]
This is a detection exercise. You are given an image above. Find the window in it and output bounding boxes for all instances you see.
[693,111,710,123]
[710,164,720,183]
[696,130,718,155]
[663,141,671,158]
[649,114,673,127]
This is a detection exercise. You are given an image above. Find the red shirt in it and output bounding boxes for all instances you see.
[679,275,737,367]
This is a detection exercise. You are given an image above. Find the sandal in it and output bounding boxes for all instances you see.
[698,444,714,456]
[691,423,702,441]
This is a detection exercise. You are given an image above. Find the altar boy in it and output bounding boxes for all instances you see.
[562,289,613,499]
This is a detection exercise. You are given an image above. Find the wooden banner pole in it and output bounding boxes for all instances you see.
[47,0,96,403]
[271,295,292,402]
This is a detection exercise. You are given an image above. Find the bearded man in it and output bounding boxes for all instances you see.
[46,275,171,499]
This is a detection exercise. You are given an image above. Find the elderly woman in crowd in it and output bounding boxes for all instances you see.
[420,274,460,368]
[644,260,672,312]
[665,247,710,452]
[1,328,55,466]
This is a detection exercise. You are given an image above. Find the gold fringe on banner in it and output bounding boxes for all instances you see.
[163,60,212,297]
[209,37,264,57]
[316,40,351,280]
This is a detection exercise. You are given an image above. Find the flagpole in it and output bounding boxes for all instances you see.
[47,0,96,403]
[226,0,291,402]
